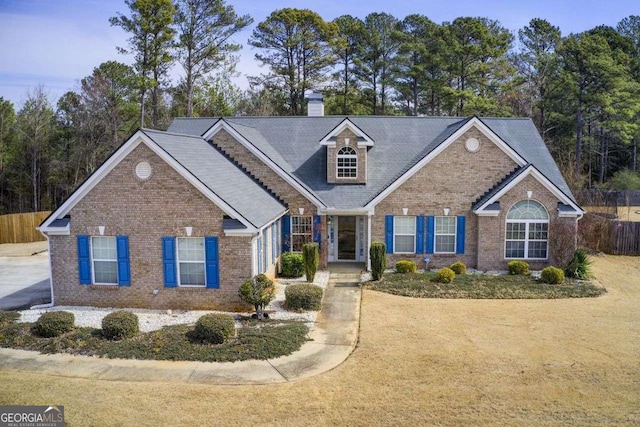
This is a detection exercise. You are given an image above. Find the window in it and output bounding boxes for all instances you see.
[394,216,415,253]
[435,216,456,253]
[291,216,312,252]
[91,236,117,284]
[337,146,357,178]
[177,237,205,286]
[505,200,549,259]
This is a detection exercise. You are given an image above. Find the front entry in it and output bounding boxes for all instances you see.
[328,216,366,262]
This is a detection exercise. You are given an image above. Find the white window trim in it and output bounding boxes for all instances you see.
[434,216,457,254]
[336,146,358,179]
[504,220,549,260]
[91,236,118,285]
[393,216,416,254]
[177,237,206,287]
[291,215,313,252]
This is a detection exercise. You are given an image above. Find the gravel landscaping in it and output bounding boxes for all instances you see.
[19,271,330,332]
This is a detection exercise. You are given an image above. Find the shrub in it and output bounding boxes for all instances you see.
[507,260,530,276]
[238,274,276,320]
[370,242,386,281]
[302,242,319,282]
[285,284,323,311]
[450,261,467,275]
[101,311,139,340]
[0,310,20,328]
[566,249,592,279]
[31,311,74,338]
[194,313,236,344]
[541,266,565,284]
[281,252,304,278]
[396,260,417,274]
[435,267,456,283]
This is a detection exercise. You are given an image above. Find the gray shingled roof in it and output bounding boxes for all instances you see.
[142,129,286,229]
[167,116,576,209]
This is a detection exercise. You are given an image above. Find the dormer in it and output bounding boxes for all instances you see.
[320,119,374,184]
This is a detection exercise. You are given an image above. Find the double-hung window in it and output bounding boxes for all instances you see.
[177,237,205,286]
[505,200,549,259]
[91,236,118,284]
[394,216,416,253]
[291,215,312,252]
[337,147,357,178]
[435,216,456,253]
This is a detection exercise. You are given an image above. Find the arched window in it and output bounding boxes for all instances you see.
[337,146,357,178]
[505,200,549,259]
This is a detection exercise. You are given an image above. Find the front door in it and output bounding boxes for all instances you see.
[338,216,356,260]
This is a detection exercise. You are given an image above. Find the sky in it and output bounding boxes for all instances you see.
[1,0,639,110]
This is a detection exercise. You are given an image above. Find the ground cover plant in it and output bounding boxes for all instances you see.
[0,314,308,362]
[367,269,606,299]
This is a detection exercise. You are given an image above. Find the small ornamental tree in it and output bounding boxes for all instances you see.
[238,274,276,320]
[302,242,319,282]
[370,242,386,281]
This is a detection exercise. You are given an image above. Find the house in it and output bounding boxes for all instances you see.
[39,98,584,310]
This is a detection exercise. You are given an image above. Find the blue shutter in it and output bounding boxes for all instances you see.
[162,237,177,288]
[456,216,466,255]
[416,216,425,254]
[116,235,131,286]
[282,215,291,252]
[313,215,322,249]
[385,215,394,253]
[205,236,220,289]
[426,216,435,254]
[271,224,276,263]
[77,235,91,285]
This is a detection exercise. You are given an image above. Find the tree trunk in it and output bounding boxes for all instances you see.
[598,127,605,184]
[575,95,583,179]
[633,138,637,172]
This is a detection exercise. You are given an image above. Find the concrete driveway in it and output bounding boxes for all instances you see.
[0,251,50,310]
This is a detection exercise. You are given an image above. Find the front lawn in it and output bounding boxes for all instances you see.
[0,312,309,362]
[366,271,606,299]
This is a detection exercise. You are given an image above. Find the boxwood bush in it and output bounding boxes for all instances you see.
[435,267,456,283]
[102,311,139,340]
[396,260,417,274]
[31,311,75,338]
[508,260,530,276]
[281,252,304,278]
[194,313,236,344]
[541,266,565,284]
[285,284,324,311]
[449,261,467,275]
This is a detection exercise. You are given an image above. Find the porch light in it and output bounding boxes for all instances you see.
[98,226,105,236]
[298,208,305,215]
[443,208,450,216]
[185,226,193,237]
[527,190,533,199]
[402,207,408,215]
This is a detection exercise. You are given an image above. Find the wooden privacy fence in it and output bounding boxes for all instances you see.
[0,211,51,244]
[578,213,640,256]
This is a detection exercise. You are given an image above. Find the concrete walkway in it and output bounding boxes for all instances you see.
[0,271,362,385]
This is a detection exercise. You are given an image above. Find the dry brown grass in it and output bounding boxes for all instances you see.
[585,205,640,222]
[2,256,639,426]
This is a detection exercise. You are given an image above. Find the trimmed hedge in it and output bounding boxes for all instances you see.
[303,242,319,282]
[102,311,139,340]
[435,267,456,283]
[285,284,323,311]
[370,242,386,281]
[281,252,304,278]
[32,311,75,338]
[541,266,565,284]
[450,261,467,275]
[396,260,417,274]
[194,313,236,344]
[508,260,530,276]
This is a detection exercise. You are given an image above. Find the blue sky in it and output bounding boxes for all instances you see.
[1,0,638,109]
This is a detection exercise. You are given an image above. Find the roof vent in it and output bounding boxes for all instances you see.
[306,92,324,117]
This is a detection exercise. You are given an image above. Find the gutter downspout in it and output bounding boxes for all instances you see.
[367,213,372,271]
[30,230,54,309]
